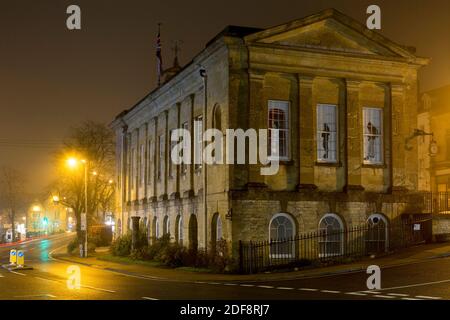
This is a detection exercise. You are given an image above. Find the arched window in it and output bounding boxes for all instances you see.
[216,216,223,241]
[318,213,344,257]
[366,214,389,253]
[211,213,223,252]
[152,217,159,239]
[269,213,295,258]
[163,216,170,236]
[189,214,198,252]
[175,215,183,244]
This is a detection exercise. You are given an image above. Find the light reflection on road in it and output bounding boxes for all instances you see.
[39,240,50,262]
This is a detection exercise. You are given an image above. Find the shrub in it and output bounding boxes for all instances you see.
[67,238,79,255]
[110,234,132,256]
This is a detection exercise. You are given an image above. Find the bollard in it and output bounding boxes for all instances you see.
[17,250,24,268]
[9,249,17,265]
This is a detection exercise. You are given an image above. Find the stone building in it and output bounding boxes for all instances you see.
[418,85,450,194]
[111,9,429,259]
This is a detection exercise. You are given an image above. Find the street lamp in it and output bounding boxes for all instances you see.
[66,157,89,258]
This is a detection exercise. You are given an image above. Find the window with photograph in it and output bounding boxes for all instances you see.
[147,140,153,184]
[140,144,145,186]
[131,148,137,190]
[194,116,203,171]
[158,135,165,180]
[169,129,176,179]
[181,122,189,175]
[363,107,383,164]
[317,104,338,163]
[268,100,290,160]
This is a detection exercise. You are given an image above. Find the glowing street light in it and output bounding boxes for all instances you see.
[66,156,89,258]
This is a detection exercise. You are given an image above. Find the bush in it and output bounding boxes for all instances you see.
[67,238,79,255]
[110,234,132,256]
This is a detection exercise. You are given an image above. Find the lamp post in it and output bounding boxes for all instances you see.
[67,157,89,258]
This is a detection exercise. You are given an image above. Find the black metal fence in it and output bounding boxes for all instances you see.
[239,221,430,274]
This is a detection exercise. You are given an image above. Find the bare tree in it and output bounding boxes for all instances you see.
[0,166,26,241]
[51,121,115,243]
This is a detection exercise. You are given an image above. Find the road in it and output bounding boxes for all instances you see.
[0,234,449,300]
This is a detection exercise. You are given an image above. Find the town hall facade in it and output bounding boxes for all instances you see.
[111,9,429,259]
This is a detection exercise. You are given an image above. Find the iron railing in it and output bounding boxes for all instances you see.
[239,221,428,274]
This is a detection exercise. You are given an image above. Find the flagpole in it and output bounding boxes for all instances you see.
[156,23,163,87]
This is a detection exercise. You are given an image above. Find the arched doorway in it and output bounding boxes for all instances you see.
[188,214,198,252]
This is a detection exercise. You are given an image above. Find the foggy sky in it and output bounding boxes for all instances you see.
[0,0,449,195]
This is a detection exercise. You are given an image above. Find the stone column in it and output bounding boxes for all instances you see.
[344,80,364,192]
[390,83,407,192]
[247,70,267,188]
[297,76,316,190]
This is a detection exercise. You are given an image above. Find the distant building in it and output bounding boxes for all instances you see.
[112,9,431,259]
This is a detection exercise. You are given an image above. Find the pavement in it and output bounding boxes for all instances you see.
[1,233,450,300]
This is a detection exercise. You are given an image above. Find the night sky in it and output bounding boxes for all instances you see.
[0,0,449,195]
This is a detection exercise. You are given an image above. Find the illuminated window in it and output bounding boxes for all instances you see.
[317,104,338,163]
[269,213,295,258]
[363,108,383,164]
[268,100,290,160]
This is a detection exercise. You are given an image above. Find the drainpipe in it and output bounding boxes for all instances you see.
[200,66,208,254]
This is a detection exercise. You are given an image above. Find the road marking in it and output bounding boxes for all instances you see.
[380,278,450,291]
[82,285,116,293]
[402,297,424,300]
[195,281,206,284]
[239,284,254,287]
[9,271,26,276]
[321,290,341,294]
[0,274,3,278]
[345,292,367,296]
[298,288,319,292]
[373,294,396,299]
[34,276,59,283]
[415,295,442,300]
[207,282,221,285]
[224,283,238,286]
[361,290,381,294]
[387,293,409,297]
[276,287,294,290]
[258,285,274,289]
[142,297,159,300]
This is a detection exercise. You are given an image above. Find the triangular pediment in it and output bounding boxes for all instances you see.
[245,9,421,60]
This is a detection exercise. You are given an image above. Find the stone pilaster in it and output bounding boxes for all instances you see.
[247,70,267,189]
[297,76,316,190]
[344,79,364,192]
[390,83,407,192]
